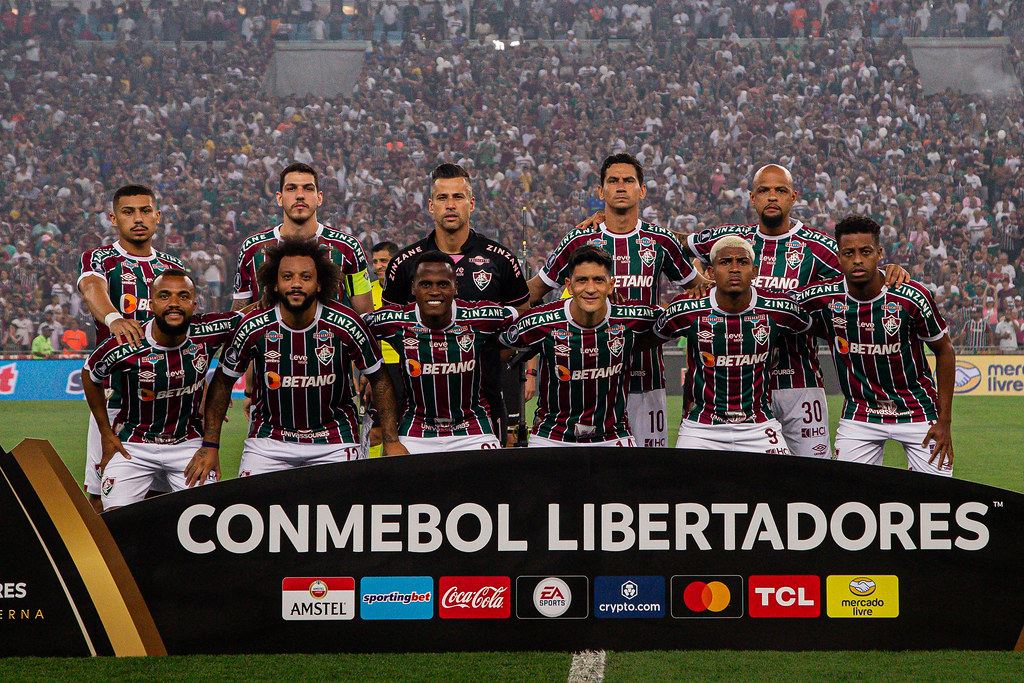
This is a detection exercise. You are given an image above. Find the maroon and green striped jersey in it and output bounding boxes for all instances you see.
[654,289,811,425]
[686,221,840,391]
[367,300,517,438]
[78,242,187,343]
[500,299,659,442]
[233,223,371,305]
[537,221,697,394]
[84,312,240,444]
[796,276,948,424]
[220,301,383,444]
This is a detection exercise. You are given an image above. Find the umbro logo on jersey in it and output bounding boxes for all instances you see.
[554,344,571,355]
[832,316,847,328]
[456,333,474,353]
[265,350,282,362]
[121,271,137,284]
[403,338,419,349]
[139,370,156,381]
[473,270,492,290]
[316,345,335,365]
[697,330,714,342]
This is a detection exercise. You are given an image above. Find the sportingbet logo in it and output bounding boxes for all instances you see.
[359,576,433,620]
[516,576,588,619]
[438,576,510,619]
[748,575,820,618]
[555,363,623,381]
[282,577,355,621]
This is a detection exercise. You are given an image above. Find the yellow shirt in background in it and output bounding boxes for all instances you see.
[371,280,400,364]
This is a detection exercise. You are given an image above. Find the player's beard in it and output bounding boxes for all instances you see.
[760,209,785,230]
[155,313,192,336]
[281,291,317,314]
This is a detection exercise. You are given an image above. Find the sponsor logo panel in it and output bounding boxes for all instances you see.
[748,575,820,618]
[594,576,665,619]
[670,575,744,619]
[282,577,355,621]
[438,576,510,619]
[360,576,433,620]
[516,576,588,619]
[826,575,899,618]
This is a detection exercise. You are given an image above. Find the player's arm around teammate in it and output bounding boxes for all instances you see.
[81,366,132,477]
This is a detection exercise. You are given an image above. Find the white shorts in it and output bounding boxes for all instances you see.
[627,389,668,448]
[238,437,362,477]
[86,408,169,495]
[399,433,502,454]
[834,418,952,477]
[771,387,830,458]
[528,434,636,448]
[675,419,790,455]
[101,439,213,509]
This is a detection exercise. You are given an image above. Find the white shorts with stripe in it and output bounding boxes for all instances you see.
[627,389,668,448]
[834,418,952,477]
[528,435,636,448]
[675,419,790,455]
[86,408,169,495]
[399,433,502,454]
[770,387,831,458]
[101,439,213,509]
[238,437,363,477]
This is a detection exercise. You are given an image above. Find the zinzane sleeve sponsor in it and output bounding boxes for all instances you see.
[233,243,254,300]
[77,248,106,287]
[219,318,258,378]
[772,298,813,334]
[537,231,581,288]
[337,235,373,298]
[685,225,735,265]
[653,301,691,340]
[341,312,384,376]
[84,337,123,383]
[498,313,543,351]
[381,250,412,307]
[908,285,948,342]
[497,249,530,307]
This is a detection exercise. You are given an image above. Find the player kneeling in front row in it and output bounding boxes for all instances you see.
[796,216,955,476]
[82,270,240,509]
[652,237,811,454]
[501,246,660,447]
[366,251,518,453]
[187,239,406,482]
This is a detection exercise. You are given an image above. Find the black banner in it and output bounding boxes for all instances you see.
[89,447,1024,654]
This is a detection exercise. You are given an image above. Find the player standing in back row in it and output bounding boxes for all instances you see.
[685,164,908,457]
[796,216,955,476]
[528,154,704,448]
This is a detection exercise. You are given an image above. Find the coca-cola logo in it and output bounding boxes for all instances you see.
[438,576,511,619]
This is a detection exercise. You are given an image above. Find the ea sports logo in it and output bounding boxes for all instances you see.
[309,580,328,599]
[407,360,422,377]
[701,352,715,367]
[555,365,571,381]
[683,580,732,613]
[533,577,571,618]
[266,372,282,390]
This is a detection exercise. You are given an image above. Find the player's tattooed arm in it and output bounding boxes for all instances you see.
[231,296,253,312]
[923,334,955,471]
[82,370,131,473]
[186,369,232,486]
[367,366,409,456]
[527,275,554,306]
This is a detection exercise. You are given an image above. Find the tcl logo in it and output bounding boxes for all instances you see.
[438,576,510,619]
[748,575,820,618]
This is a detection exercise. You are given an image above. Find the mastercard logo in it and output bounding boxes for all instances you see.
[836,337,850,355]
[701,352,716,367]
[138,388,156,402]
[555,365,571,381]
[121,294,138,314]
[407,360,422,377]
[266,372,281,390]
[683,580,732,613]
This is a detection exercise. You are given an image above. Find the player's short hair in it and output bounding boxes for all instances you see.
[412,251,457,279]
[752,164,794,187]
[279,162,319,192]
[430,163,472,194]
[112,184,156,209]
[567,245,613,276]
[600,153,644,186]
[257,238,340,308]
[835,215,881,245]
[152,268,195,290]
[371,241,400,258]
[710,236,755,264]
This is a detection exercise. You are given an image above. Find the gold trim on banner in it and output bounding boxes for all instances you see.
[12,439,166,656]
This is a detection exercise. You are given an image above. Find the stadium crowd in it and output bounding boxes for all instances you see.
[1,0,1023,355]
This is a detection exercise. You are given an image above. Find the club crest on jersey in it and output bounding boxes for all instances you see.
[639,248,656,267]
[193,354,208,373]
[828,301,849,314]
[101,477,115,496]
[752,325,769,345]
[121,271,137,284]
[456,333,475,353]
[473,269,492,290]
[882,315,900,336]
[264,350,281,363]
[316,345,335,365]
[785,241,804,269]
[609,336,625,356]
[469,255,490,267]
[314,330,333,341]
[266,331,283,342]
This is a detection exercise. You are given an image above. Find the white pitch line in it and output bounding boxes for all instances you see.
[567,649,607,683]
